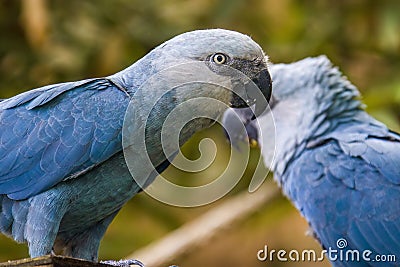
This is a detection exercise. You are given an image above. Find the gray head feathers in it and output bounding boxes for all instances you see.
[160,29,266,61]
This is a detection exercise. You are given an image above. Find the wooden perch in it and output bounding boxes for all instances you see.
[127,181,280,267]
[0,255,111,267]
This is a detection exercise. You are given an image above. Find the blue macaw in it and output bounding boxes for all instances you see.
[223,56,400,266]
[0,29,272,262]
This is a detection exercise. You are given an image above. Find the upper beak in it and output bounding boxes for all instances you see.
[248,68,272,120]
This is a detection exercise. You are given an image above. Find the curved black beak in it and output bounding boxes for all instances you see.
[248,68,272,120]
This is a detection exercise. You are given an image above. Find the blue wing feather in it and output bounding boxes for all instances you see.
[0,79,130,200]
[2,80,89,110]
[282,134,400,261]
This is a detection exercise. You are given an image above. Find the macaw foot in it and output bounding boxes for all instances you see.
[101,259,145,267]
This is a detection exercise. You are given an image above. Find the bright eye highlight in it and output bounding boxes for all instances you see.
[212,53,227,64]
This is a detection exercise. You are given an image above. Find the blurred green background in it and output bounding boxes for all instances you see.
[0,0,399,266]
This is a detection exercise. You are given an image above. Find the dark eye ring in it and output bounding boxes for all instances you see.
[212,53,227,65]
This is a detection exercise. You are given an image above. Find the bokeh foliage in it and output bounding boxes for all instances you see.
[0,0,399,266]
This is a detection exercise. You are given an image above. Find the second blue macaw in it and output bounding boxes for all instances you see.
[224,56,400,266]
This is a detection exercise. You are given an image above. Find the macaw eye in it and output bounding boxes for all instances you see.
[212,53,227,64]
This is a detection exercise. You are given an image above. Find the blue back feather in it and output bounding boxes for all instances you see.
[0,79,130,200]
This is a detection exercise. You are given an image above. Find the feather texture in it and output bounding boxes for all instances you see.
[224,56,400,266]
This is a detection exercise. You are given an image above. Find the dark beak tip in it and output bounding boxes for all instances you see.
[250,68,272,120]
